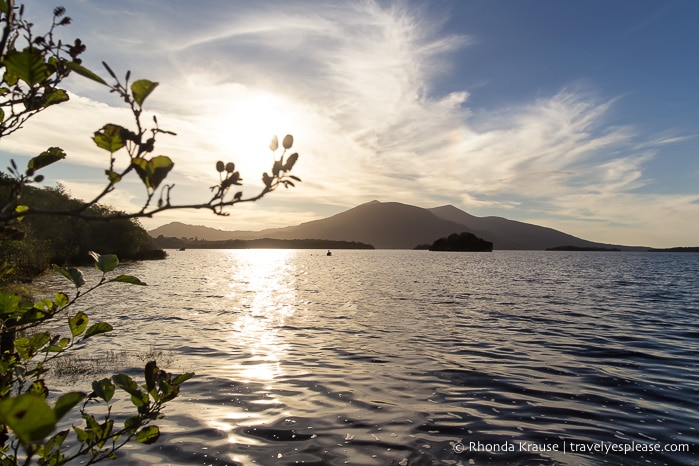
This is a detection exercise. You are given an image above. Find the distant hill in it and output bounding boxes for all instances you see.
[427,205,641,250]
[149,221,258,241]
[149,200,646,250]
[249,201,474,249]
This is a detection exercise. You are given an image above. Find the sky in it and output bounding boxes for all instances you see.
[3,0,698,247]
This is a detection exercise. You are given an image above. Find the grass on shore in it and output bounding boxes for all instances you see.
[50,346,178,384]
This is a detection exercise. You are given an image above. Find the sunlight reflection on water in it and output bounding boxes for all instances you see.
[220,249,298,383]
[38,249,699,466]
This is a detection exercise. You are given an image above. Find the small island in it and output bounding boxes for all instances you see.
[415,232,493,252]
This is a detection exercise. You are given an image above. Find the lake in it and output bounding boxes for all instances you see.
[41,249,698,465]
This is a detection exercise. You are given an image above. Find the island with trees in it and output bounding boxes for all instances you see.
[415,232,493,252]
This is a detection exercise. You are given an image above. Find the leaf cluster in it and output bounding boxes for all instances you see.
[0,1,84,137]
[1,1,302,229]
[0,252,191,465]
[0,2,304,464]
[0,177,163,281]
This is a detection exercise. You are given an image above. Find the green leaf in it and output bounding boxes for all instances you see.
[172,372,195,386]
[124,416,140,431]
[157,379,177,403]
[0,394,57,444]
[282,134,294,149]
[28,380,48,398]
[4,47,52,86]
[113,374,149,412]
[41,88,69,107]
[27,147,66,172]
[0,291,21,318]
[53,292,69,307]
[33,297,55,312]
[14,339,32,360]
[131,79,159,107]
[83,322,113,339]
[45,429,70,455]
[47,337,70,353]
[112,374,140,397]
[73,425,89,442]
[91,378,115,403]
[64,61,108,85]
[3,66,19,86]
[82,413,101,434]
[53,392,86,421]
[89,251,119,273]
[105,169,122,183]
[69,312,89,337]
[135,425,160,444]
[108,275,147,286]
[131,155,174,190]
[14,332,51,360]
[52,265,85,288]
[92,124,128,153]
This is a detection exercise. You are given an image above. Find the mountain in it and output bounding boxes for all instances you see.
[427,205,632,250]
[248,201,474,249]
[149,222,258,241]
[149,200,642,250]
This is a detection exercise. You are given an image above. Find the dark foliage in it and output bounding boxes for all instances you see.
[0,176,164,281]
[153,236,374,250]
[417,232,493,252]
[646,247,699,253]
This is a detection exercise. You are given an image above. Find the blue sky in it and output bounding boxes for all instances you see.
[3,0,698,247]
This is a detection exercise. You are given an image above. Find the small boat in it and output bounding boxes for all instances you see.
[326,250,332,256]
[178,247,186,251]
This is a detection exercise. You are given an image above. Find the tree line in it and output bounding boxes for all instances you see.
[0,176,164,281]
[0,1,301,464]
[154,235,373,250]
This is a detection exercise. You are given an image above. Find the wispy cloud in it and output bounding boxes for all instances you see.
[2,0,696,246]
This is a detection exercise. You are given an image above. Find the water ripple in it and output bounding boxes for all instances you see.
[39,250,699,465]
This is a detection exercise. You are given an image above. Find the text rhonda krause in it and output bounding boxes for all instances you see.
[464,440,691,455]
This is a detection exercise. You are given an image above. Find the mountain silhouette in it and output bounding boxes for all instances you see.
[427,205,625,250]
[148,221,258,241]
[149,200,642,250]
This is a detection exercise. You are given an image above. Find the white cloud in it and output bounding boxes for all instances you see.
[528,193,699,247]
[3,0,696,247]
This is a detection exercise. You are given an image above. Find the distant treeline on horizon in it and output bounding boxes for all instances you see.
[153,236,375,250]
[647,246,699,253]
[547,245,699,253]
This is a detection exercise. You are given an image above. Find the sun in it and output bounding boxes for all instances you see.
[207,87,304,179]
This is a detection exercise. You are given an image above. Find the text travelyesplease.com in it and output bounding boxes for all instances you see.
[452,440,692,455]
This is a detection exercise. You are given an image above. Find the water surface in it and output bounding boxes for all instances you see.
[43,250,699,465]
